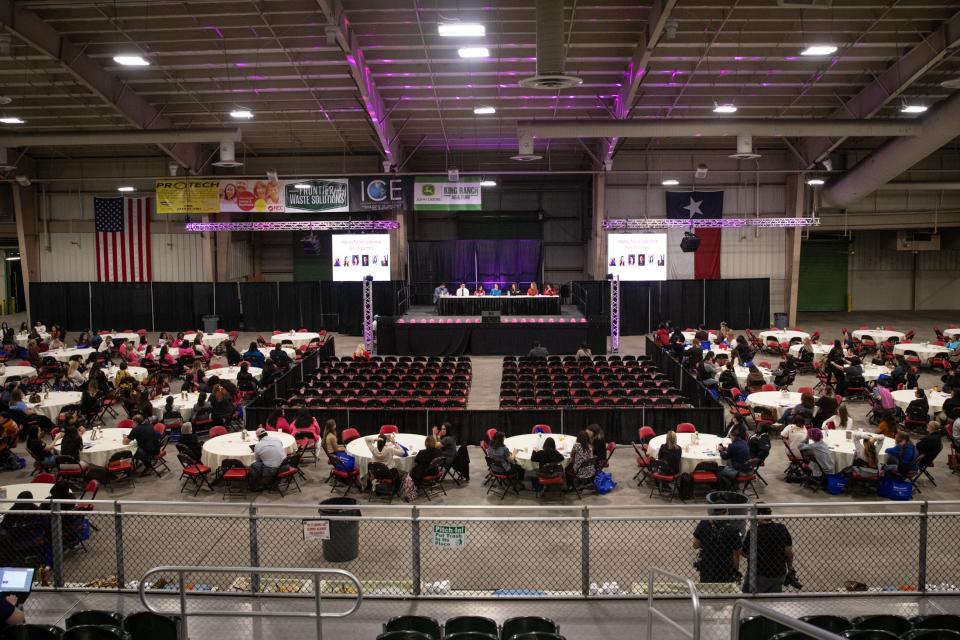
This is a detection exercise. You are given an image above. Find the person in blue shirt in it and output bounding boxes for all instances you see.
[490,283,503,296]
[718,425,752,487]
[242,341,266,369]
[946,337,960,351]
[884,431,918,477]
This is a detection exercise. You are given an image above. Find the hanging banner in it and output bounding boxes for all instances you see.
[349,177,412,212]
[219,177,284,213]
[155,180,220,214]
[413,177,482,211]
[284,179,350,213]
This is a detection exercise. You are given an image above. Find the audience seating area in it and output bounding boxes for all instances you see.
[740,613,960,640]
[499,355,690,409]
[2,609,179,640]
[377,614,562,640]
[283,356,472,410]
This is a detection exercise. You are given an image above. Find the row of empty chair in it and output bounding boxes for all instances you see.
[742,613,960,640]
[377,615,561,640]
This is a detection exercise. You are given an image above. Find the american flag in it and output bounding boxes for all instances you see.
[94,196,153,282]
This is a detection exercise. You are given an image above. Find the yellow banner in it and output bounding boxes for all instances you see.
[155,180,220,214]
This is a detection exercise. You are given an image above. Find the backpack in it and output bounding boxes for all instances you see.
[678,472,694,501]
[399,474,417,502]
[593,470,616,495]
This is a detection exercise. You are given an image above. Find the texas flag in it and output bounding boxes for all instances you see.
[666,190,723,280]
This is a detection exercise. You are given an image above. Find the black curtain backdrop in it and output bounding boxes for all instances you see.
[409,240,543,289]
[574,278,770,334]
[28,281,402,336]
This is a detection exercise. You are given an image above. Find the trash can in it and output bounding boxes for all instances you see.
[706,491,750,534]
[773,312,788,330]
[319,497,360,563]
[201,315,219,333]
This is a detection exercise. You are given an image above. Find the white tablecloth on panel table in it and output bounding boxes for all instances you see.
[892,389,949,413]
[851,329,905,342]
[345,433,426,479]
[0,483,52,513]
[151,392,201,421]
[758,330,810,343]
[893,343,949,362]
[183,333,232,348]
[0,366,36,384]
[646,433,729,475]
[787,344,834,363]
[503,433,575,472]
[270,332,321,348]
[43,348,95,363]
[55,427,134,468]
[746,391,807,419]
[201,431,297,469]
[25,391,83,420]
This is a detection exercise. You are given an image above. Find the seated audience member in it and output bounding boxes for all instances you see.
[367,434,403,487]
[872,384,897,416]
[265,409,292,434]
[822,404,853,430]
[0,414,19,471]
[814,388,838,427]
[905,388,930,422]
[269,344,292,369]
[772,355,797,388]
[353,343,370,360]
[528,341,549,358]
[683,338,704,371]
[781,392,816,426]
[877,357,907,390]
[248,428,287,490]
[235,362,259,392]
[411,435,444,483]
[530,436,564,468]
[178,422,203,461]
[66,361,85,388]
[576,343,592,359]
[587,424,607,463]
[489,283,502,296]
[432,423,457,466]
[883,431,918,477]
[657,430,682,475]
[718,361,739,391]
[796,338,816,365]
[916,421,943,465]
[798,428,836,478]
[123,416,161,474]
[733,337,754,366]
[940,389,960,423]
[568,430,597,486]
[25,340,41,368]
[192,392,213,423]
[507,283,521,296]
[718,425,752,487]
[851,432,884,477]
[259,360,281,388]
[161,396,184,428]
[744,364,767,393]
[210,385,235,425]
[527,281,539,296]
[321,419,342,456]
[780,418,808,454]
[697,352,720,388]
[288,409,320,441]
[26,424,56,468]
[58,424,89,472]
[152,374,172,399]
[8,389,27,413]
[654,324,670,348]
[242,342,266,369]
[836,357,864,395]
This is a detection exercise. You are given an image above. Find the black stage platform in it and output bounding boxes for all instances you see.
[377,316,608,356]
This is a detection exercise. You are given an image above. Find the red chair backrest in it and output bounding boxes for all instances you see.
[153,423,166,435]
[532,424,552,434]
[341,428,360,443]
[761,384,777,392]
[638,426,656,441]
[84,479,99,499]
[379,424,398,435]
[486,428,498,442]
[798,387,815,396]
[677,423,697,434]
[117,419,135,430]
[33,473,55,484]
[209,426,228,438]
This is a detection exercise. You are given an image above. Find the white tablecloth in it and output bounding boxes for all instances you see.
[107,333,142,345]
[504,433,575,471]
[758,330,810,343]
[15,332,50,347]
[787,343,833,363]
[734,365,773,387]
[647,433,729,475]
[682,331,717,343]
[270,332,320,348]
[0,483,52,513]
[207,366,262,382]
[860,364,891,382]
[892,389,949,412]
[747,391,806,419]
[852,329,904,342]
[259,347,296,361]
[151,392,201,420]
[943,328,960,339]
[25,391,83,420]
[819,429,896,470]
[56,427,134,468]
[893,343,948,361]
[346,433,426,478]
[102,366,149,382]
[0,366,36,384]
[201,431,296,469]
[183,333,231,348]
[44,348,95,363]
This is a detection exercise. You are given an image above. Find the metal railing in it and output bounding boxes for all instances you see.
[647,568,702,640]
[730,600,846,640]
[138,566,362,640]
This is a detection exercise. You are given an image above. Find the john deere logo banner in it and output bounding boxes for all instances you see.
[414,177,482,211]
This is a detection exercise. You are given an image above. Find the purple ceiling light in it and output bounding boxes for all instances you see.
[603,218,820,230]
[185,221,400,232]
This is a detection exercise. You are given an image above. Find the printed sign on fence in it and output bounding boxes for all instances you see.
[432,524,466,548]
[302,519,331,541]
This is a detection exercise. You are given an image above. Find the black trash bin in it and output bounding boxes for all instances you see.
[773,312,788,330]
[706,490,750,534]
[319,497,360,563]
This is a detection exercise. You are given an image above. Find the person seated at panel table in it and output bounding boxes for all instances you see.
[455,283,470,297]
[432,282,449,303]
[474,283,486,296]
[527,281,540,296]
[507,283,522,296]
[489,283,503,296]
[543,283,557,296]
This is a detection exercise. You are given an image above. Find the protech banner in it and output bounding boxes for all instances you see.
[155,180,220,214]
[413,177,482,211]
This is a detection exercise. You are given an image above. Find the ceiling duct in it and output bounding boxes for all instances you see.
[212,140,243,168]
[0,148,14,171]
[729,134,761,160]
[519,0,582,90]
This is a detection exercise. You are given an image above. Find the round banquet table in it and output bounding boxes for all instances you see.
[271,331,320,348]
[647,433,729,475]
[56,427,134,468]
[851,329,905,342]
[893,343,948,362]
[102,365,149,382]
[892,389,949,413]
[201,431,297,469]
[734,365,773,387]
[259,346,296,361]
[821,429,896,470]
[346,433,427,479]
[787,343,833,363]
[208,366,262,382]
[503,433,575,472]
[860,364,891,382]
[0,483,52,513]
[943,328,960,339]
[16,332,50,347]
[151,392,201,420]
[44,347,95,363]
[107,332,142,345]
[0,366,36,384]
[746,391,806,419]
[183,332,231,348]
[681,331,717,343]
[758,330,810,343]
[25,391,82,420]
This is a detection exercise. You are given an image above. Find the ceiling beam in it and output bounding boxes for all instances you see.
[598,0,678,167]
[314,0,404,169]
[0,1,205,173]
[795,9,960,168]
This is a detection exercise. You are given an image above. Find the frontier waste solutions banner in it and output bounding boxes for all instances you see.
[413,177,482,211]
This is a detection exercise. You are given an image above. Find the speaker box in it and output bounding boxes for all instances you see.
[680,233,701,253]
[481,310,501,324]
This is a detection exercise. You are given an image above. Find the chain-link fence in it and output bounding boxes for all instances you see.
[2,498,959,598]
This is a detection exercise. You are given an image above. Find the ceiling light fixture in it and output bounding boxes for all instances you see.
[113,55,150,66]
[117,186,136,192]
[0,117,24,124]
[480,180,497,187]
[713,104,737,114]
[662,179,680,186]
[230,109,254,119]
[4,254,20,262]
[801,45,837,56]
[458,47,490,59]
[294,183,312,190]
[439,23,486,37]
[900,104,928,114]
[473,106,496,115]
[806,178,825,186]
[604,218,821,230]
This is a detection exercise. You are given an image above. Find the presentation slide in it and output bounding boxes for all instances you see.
[331,234,391,281]
[607,233,667,281]
[0,568,32,591]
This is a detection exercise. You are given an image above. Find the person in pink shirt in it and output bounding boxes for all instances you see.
[289,409,321,439]
[264,409,293,434]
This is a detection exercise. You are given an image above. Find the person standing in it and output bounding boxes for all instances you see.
[432,283,449,304]
[741,505,796,593]
[693,513,742,584]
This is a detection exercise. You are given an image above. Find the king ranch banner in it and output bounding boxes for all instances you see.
[413,177,482,211]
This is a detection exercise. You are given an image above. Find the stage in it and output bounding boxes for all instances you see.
[376,306,608,356]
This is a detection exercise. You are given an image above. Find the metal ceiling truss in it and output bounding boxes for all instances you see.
[185,220,399,232]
